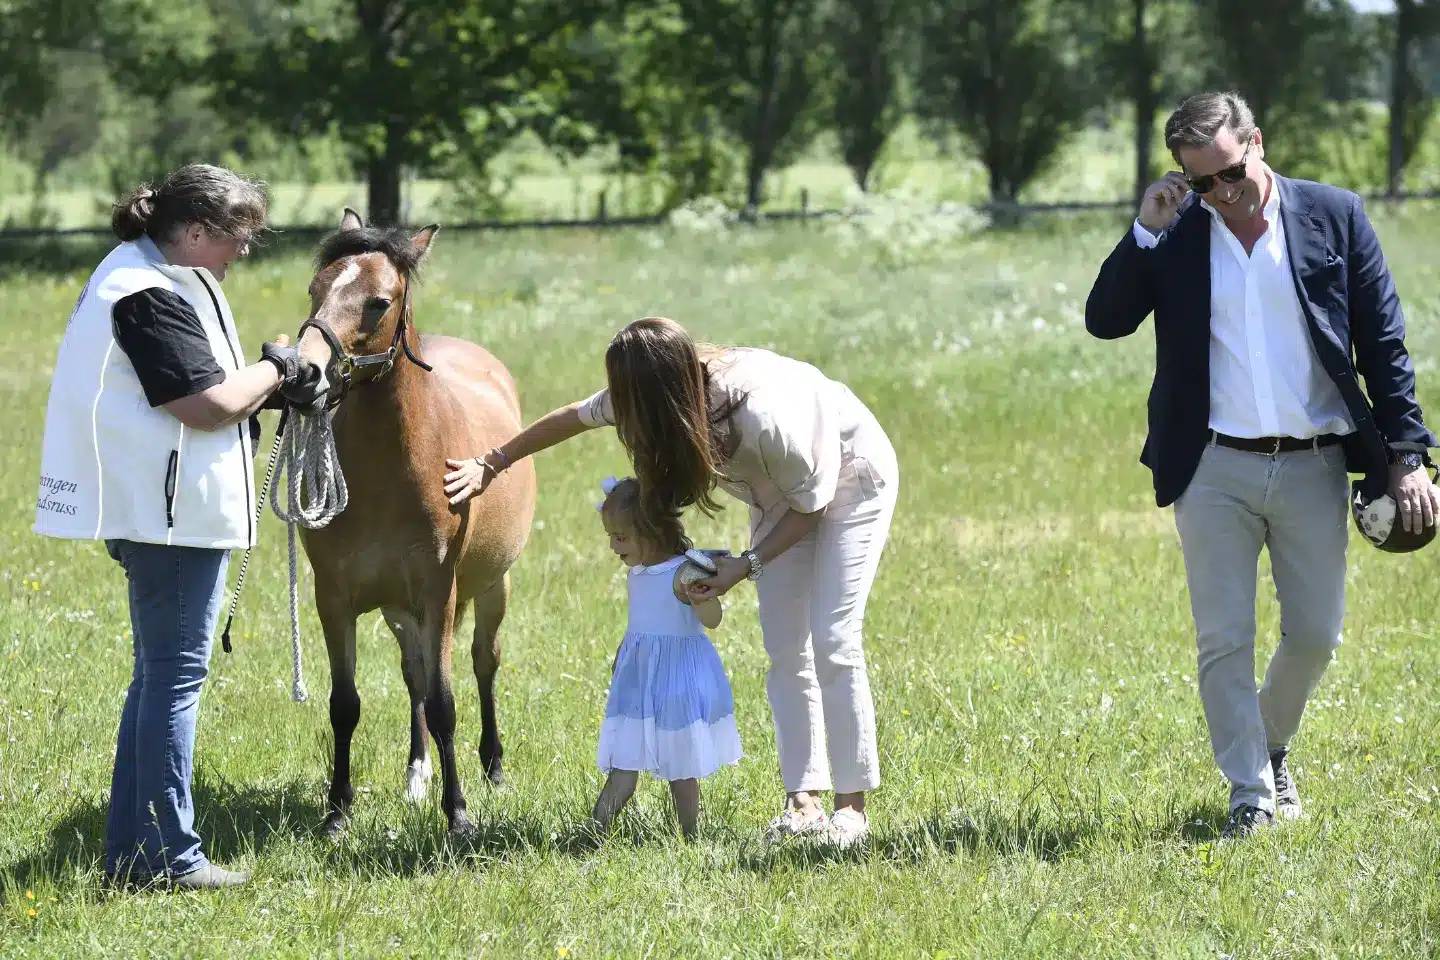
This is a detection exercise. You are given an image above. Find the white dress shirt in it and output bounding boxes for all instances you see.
[1133,173,1354,440]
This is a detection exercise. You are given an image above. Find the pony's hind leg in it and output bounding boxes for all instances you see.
[384,607,432,804]
[318,596,360,837]
[471,574,510,785]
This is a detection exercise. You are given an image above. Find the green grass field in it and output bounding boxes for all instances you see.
[3,200,1440,957]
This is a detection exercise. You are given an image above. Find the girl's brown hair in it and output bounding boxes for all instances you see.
[601,477,692,557]
[111,163,269,245]
[604,317,743,524]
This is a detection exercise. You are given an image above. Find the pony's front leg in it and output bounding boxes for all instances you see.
[384,607,432,804]
[318,593,360,837]
[422,588,471,836]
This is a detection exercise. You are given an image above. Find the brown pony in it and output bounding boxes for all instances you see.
[291,208,535,836]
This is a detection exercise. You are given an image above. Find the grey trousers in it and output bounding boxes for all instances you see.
[1173,440,1349,814]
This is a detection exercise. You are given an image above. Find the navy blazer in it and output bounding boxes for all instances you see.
[1085,175,1435,507]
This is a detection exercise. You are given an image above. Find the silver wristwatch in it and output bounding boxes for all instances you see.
[740,549,762,581]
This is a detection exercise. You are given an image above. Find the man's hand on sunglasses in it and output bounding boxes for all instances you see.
[1138,172,1193,234]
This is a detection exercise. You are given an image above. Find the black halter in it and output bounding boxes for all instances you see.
[297,274,432,411]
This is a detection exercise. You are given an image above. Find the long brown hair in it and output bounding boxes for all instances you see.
[605,317,742,520]
[601,477,692,557]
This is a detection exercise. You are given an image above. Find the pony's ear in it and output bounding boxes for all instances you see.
[340,207,364,232]
[410,223,440,259]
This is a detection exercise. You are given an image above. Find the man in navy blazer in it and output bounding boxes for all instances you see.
[1085,91,1437,839]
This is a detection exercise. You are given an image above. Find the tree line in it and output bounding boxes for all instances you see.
[3,0,1438,226]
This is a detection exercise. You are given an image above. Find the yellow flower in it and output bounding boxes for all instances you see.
[558,949,571,958]
[27,908,36,918]
[901,709,911,717]
[24,890,34,901]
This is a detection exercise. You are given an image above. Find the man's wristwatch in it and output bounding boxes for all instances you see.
[739,549,762,581]
[1396,451,1426,471]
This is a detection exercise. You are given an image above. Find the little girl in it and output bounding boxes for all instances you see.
[591,475,742,838]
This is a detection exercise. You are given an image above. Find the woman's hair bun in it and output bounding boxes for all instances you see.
[111,185,157,242]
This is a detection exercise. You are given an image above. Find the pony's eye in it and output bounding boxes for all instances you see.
[364,297,393,313]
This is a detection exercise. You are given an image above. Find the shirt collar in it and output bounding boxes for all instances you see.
[134,233,166,265]
[1200,167,1280,226]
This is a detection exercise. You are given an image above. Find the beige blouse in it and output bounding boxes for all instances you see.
[576,347,895,540]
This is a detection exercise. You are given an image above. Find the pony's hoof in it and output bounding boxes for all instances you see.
[484,763,505,787]
[447,812,476,839]
[320,811,349,838]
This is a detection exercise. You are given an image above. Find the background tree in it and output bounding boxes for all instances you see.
[1073,0,1205,206]
[645,0,833,215]
[915,0,1093,208]
[201,0,622,225]
[1388,0,1440,196]
[828,0,914,192]
[0,0,103,140]
[1197,0,1386,184]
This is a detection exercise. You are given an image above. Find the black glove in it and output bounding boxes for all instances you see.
[260,340,328,411]
[279,359,328,410]
[260,340,305,384]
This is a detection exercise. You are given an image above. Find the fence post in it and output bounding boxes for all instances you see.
[801,188,809,223]
[597,190,608,224]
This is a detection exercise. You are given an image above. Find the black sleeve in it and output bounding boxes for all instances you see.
[111,288,227,407]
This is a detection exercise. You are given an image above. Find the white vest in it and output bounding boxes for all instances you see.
[33,236,257,549]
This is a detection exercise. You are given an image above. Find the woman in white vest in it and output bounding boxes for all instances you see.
[34,163,323,891]
[442,316,900,849]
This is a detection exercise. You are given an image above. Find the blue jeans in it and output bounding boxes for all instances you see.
[104,539,230,879]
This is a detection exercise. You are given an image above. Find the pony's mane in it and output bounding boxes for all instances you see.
[315,226,426,276]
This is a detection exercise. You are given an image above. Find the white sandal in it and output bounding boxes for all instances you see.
[824,808,870,849]
[764,808,829,842]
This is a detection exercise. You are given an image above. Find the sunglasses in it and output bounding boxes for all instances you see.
[1184,140,1253,194]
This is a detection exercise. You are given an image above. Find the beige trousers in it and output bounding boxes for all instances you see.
[1173,440,1349,813]
[752,457,898,795]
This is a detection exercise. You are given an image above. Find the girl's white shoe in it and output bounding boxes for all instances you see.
[824,808,870,849]
[764,808,829,841]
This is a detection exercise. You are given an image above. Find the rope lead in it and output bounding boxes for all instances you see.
[219,403,349,705]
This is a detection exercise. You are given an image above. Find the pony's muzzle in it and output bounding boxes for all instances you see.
[294,323,340,414]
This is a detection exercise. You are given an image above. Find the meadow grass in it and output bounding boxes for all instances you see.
[2,200,1440,957]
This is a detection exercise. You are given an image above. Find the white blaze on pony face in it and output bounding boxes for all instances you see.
[327,259,362,298]
[297,256,364,378]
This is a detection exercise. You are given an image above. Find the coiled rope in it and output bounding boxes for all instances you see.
[219,404,349,704]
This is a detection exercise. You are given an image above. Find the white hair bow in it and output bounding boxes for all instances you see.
[595,475,619,512]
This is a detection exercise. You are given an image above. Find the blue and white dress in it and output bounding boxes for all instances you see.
[597,554,743,781]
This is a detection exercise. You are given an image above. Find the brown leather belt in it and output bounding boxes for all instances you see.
[1210,430,1343,455]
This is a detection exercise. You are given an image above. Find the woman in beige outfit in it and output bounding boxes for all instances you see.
[443,317,899,846]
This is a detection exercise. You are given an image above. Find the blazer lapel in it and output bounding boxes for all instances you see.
[1175,200,1211,344]
[1278,176,1341,344]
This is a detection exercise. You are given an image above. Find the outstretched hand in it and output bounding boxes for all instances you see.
[444,456,497,506]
